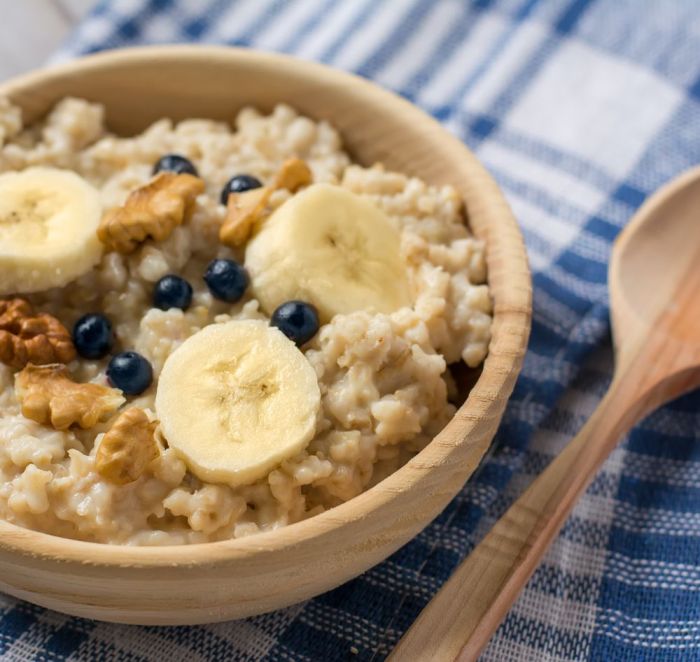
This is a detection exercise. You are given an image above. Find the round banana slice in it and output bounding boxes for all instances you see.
[244,183,411,323]
[155,320,321,487]
[0,167,104,295]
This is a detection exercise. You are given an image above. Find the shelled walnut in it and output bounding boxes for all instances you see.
[0,298,76,369]
[273,157,313,191]
[15,364,125,430]
[97,172,204,253]
[220,157,312,248]
[95,408,159,485]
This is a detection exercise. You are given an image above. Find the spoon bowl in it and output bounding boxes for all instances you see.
[612,165,700,348]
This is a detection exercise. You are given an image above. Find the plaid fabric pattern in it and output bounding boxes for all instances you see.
[1,0,698,659]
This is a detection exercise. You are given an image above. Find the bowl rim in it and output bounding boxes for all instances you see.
[0,45,531,567]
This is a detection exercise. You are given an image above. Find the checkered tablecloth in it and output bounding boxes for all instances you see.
[1,0,699,660]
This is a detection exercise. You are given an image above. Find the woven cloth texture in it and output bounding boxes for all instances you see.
[1,0,700,660]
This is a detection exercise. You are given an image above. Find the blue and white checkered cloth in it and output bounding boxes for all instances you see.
[1,0,699,659]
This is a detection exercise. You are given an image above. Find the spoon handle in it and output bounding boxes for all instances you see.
[389,373,644,662]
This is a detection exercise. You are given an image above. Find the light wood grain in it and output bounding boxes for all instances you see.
[390,165,700,661]
[0,46,531,625]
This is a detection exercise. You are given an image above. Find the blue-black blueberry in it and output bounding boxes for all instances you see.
[271,301,319,346]
[153,154,198,177]
[203,259,249,303]
[107,351,153,395]
[220,174,262,205]
[153,275,193,311]
[72,313,114,360]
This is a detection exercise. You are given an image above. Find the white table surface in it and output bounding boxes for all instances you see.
[0,0,93,82]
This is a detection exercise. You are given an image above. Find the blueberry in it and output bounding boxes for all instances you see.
[203,259,249,302]
[271,301,319,346]
[153,275,193,311]
[220,174,262,205]
[153,154,198,177]
[72,313,114,360]
[107,351,153,395]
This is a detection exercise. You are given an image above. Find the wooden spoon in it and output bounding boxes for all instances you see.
[390,166,700,661]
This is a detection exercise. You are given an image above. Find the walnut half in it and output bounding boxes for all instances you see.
[220,157,312,248]
[15,364,125,430]
[0,298,76,369]
[98,172,204,254]
[95,408,159,485]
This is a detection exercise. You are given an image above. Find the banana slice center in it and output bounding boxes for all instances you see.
[324,227,367,278]
[210,357,280,441]
[0,192,58,242]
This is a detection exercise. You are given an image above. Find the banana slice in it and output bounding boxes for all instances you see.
[0,167,103,295]
[155,320,321,487]
[244,183,411,323]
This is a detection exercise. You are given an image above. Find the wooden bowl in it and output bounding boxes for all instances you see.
[0,46,531,625]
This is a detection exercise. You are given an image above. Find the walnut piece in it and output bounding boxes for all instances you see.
[0,298,76,369]
[220,157,312,248]
[274,157,313,191]
[15,364,125,430]
[98,172,204,253]
[95,408,159,485]
[219,187,272,248]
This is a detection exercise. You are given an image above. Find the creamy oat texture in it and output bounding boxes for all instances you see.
[0,98,492,544]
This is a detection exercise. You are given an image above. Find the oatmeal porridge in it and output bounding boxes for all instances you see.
[0,97,492,545]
